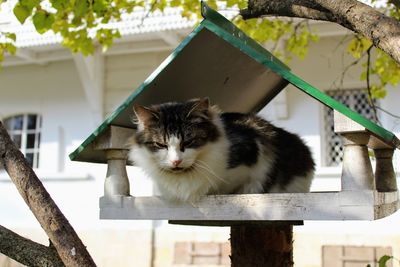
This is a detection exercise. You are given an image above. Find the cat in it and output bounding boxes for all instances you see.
[129,98,315,203]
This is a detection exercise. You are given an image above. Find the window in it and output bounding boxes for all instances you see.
[174,242,230,266]
[323,89,377,166]
[4,114,42,168]
[322,245,392,267]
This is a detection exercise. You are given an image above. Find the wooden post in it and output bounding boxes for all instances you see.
[334,111,375,191]
[230,224,293,267]
[104,149,130,197]
[340,132,375,191]
[94,125,134,197]
[374,148,397,192]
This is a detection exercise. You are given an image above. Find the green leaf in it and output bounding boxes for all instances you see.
[170,0,180,7]
[74,0,88,19]
[13,3,31,24]
[379,255,393,267]
[5,43,17,55]
[32,10,46,33]
[50,0,69,10]
[33,10,55,34]
[6,33,16,42]
[93,0,108,14]
[20,0,40,11]
[0,47,4,61]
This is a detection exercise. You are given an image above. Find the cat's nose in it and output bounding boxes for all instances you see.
[171,159,182,167]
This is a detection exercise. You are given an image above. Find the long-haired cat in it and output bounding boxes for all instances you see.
[129,98,315,203]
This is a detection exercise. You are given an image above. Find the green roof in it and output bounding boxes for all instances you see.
[70,2,399,163]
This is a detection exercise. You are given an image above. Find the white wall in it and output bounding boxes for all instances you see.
[104,50,171,115]
[0,59,155,267]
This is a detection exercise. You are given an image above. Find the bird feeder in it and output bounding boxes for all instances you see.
[69,3,400,224]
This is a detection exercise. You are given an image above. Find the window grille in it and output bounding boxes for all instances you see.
[323,89,377,166]
[4,114,42,168]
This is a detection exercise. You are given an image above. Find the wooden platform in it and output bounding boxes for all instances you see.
[99,190,399,222]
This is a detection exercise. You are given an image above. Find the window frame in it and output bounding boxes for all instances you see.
[3,113,42,169]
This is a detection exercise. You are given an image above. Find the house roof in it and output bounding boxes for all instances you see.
[0,0,235,48]
[69,2,400,164]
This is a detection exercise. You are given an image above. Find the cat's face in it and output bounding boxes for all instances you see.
[133,98,220,173]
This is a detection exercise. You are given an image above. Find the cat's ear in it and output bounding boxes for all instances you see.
[133,104,159,129]
[187,97,210,118]
[193,97,210,110]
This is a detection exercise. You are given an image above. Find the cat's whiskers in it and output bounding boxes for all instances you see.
[194,166,224,189]
[194,160,228,184]
[191,164,218,190]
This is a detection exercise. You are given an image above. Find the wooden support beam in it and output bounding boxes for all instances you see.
[334,111,375,191]
[374,148,398,192]
[104,149,130,197]
[73,49,104,124]
[93,125,133,197]
[94,125,135,150]
[340,132,375,191]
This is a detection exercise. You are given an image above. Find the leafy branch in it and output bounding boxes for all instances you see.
[0,31,16,63]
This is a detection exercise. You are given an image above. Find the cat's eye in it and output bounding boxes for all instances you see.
[183,138,203,148]
[154,142,167,149]
[145,141,167,149]
[183,139,194,147]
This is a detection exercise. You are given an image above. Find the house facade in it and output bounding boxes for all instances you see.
[1,4,400,267]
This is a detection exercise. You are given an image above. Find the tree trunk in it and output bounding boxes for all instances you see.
[230,224,293,267]
[0,121,96,267]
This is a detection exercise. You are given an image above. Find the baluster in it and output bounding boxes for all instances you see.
[334,111,375,191]
[374,148,397,192]
[94,125,135,198]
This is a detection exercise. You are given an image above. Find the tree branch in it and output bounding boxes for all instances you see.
[365,45,380,124]
[0,225,64,267]
[0,121,96,267]
[241,0,400,66]
[240,0,342,26]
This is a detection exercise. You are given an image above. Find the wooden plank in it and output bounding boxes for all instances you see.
[334,111,367,133]
[368,135,394,149]
[334,110,398,150]
[98,191,400,221]
[374,191,399,219]
[93,125,135,150]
